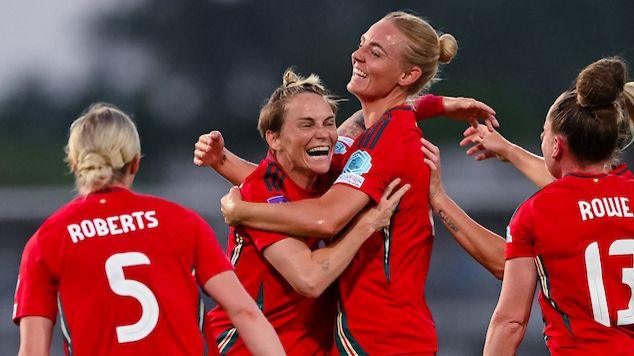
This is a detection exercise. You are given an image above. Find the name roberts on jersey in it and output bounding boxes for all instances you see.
[67,210,159,243]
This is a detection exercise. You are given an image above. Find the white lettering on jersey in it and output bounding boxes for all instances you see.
[66,211,159,243]
[578,197,633,221]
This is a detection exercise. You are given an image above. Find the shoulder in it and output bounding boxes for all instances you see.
[241,156,289,202]
[354,105,416,151]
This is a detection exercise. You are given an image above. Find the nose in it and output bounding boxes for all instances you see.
[351,47,364,65]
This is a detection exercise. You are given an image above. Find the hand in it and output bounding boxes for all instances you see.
[220,186,243,226]
[442,97,499,132]
[420,138,446,203]
[193,131,226,168]
[459,125,512,162]
[361,178,411,232]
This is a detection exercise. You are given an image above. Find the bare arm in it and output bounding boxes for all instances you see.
[222,184,371,238]
[18,316,53,356]
[204,271,285,356]
[193,131,257,185]
[483,257,537,355]
[263,180,409,297]
[461,125,555,188]
[422,138,505,279]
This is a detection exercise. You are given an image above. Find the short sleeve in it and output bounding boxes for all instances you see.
[333,117,399,204]
[505,202,536,260]
[13,232,58,324]
[244,189,292,252]
[413,94,444,120]
[193,215,233,286]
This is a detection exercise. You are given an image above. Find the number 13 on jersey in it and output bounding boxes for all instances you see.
[585,239,634,327]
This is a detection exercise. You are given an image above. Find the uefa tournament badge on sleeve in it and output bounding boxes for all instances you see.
[334,150,372,188]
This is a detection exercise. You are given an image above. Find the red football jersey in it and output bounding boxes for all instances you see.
[506,174,634,355]
[13,187,231,356]
[332,105,436,355]
[206,151,339,356]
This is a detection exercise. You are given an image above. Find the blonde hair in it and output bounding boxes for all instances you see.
[383,11,458,95]
[257,69,338,138]
[65,103,141,194]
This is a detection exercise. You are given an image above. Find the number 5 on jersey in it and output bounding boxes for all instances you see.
[105,252,159,343]
[585,239,634,327]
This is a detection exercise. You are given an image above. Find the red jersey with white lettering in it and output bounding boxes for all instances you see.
[506,173,634,355]
[332,105,436,355]
[206,151,339,356]
[13,187,231,356]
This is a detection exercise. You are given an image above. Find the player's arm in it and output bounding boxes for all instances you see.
[222,183,371,238]
[18,316,53,356]
[263,180,409,297]
[413,95,499,130]
[483,257,537,355]
[422,138,505,279]
[204,271,284,356]
[461,125,555,188]
[193,131,257,185]
[337,110,366,139]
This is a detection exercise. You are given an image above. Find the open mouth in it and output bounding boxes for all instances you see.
[306,146,330,158]
[353,67,368,78]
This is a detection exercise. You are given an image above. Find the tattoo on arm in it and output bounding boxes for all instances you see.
[438,210,460,233]
[318,259,330,271]
[219,153,227,166]
[337,111,366,139]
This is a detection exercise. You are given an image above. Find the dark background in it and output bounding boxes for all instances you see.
[1,1,633,354]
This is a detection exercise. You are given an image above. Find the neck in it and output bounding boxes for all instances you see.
[273,151,319,191]
[558,159,607,178]
[359,89,408,128]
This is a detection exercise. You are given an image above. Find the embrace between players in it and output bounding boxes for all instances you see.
[14,10,634,356]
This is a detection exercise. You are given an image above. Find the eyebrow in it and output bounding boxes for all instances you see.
[296,115,335,122]
[360,35,388,54]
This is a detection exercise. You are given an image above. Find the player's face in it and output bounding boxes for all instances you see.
[347,19,409,101]
[276,93,337,176]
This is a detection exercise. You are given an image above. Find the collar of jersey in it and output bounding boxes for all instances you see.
[265,149,322,196]
[565,171,609,179]
[88,186,132,196]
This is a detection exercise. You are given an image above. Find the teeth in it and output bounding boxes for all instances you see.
[353,67,367,78]
[307,146,330,156]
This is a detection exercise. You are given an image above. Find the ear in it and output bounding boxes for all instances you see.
[552,135,565,160]
[265,130,282,151]
[129,155,141,175]
[398,66,422,88]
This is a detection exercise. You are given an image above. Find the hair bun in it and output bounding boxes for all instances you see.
[282,69,301,88]
[576,57,626,108]
[438,33,458,64]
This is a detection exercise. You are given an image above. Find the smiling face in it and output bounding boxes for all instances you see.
[268,92,338,179]
[347,19,411,101]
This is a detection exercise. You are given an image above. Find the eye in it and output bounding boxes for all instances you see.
[371,50,380,58]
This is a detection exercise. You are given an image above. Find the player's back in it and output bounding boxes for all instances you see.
[14,187,220,356]
[527,174,634,354]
